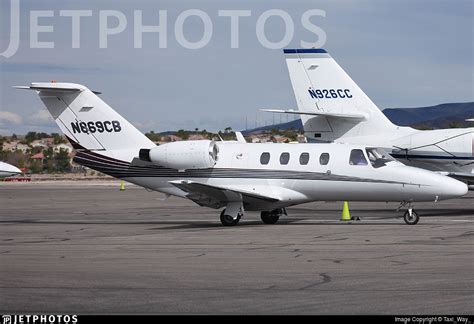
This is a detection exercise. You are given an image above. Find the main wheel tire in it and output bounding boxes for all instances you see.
[220,209,240,226]
[261,211,280,224]
[403,209,419,225]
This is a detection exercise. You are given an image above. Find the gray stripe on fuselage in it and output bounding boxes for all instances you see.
[74,152,416,186]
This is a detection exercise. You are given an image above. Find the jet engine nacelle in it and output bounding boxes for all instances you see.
[140,140,219,170]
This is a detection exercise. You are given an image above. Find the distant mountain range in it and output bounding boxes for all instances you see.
[242,102,474,134]
[383,102,474,129]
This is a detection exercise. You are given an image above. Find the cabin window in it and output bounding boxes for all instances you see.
[319,153,330,165]
[260,152,270,165]
[280,152,290,165]
[349,149,368,166]
[299,152,310,165]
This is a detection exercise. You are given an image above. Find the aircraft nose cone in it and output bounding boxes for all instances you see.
[7,164,21,174]
[438,176,468,199]
[1,162,21,174]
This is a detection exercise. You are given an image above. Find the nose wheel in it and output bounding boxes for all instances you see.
[403,208,419,225]
[398,202,420,225]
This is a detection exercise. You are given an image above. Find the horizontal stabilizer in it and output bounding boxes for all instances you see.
[261,109,367,120]
[14,83,101,94]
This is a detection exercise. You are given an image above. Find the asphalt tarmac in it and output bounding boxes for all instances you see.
[1,182,473,314]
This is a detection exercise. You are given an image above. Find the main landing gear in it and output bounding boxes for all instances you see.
[220,209,242,226]
[219,207,287,226]
[261,208,286,225]
[220,202,244,226]
[398,201,420,225]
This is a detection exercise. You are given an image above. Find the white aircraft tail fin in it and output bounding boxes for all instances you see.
[16,82,155,161]
[284,49,397,142]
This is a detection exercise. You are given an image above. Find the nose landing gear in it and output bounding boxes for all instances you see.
[403,208,420,225]
[398,201,420,225]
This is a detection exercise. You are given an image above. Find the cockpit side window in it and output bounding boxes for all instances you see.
[366,148,396,168]
[349,149,368,166]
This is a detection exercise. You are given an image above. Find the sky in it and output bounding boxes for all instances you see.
[0,0,473,135]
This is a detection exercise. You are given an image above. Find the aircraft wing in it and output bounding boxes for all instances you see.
[169,180,280,209]
[261,109,367,120]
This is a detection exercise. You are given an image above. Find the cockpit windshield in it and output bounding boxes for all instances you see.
[365,148,397,168]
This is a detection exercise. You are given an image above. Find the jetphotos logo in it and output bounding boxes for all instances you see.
[1,0,327,58]
[2,315,78,324]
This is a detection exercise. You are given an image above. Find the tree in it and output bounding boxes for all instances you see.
[176,129,189,140]
[29,160,43,173]
[448,121,462,128]
[37,132,49,139]
[25,132,37,143]
[6,151,28,169]
[52,133,66,144]
[413,124,433,130]
[282,129,298,141]
[55,148,71,172]
[43,147,55,172]
[145,131,161,142]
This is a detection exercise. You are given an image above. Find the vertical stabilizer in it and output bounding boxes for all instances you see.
[16,82,155,162]
[284,49,397,142]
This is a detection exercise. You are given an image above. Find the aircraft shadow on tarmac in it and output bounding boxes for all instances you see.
[2,207,472,230]
[287,208,474,218]
[153,212,474,230]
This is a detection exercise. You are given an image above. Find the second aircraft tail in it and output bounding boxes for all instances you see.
[284,49,397,142]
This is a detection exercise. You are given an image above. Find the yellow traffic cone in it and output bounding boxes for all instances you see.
[341,201,351,221]
[120,180,125,191]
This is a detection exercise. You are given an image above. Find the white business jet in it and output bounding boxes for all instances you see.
[0,161,21,178]
[17,82,467,225]
[266,48,474,190]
